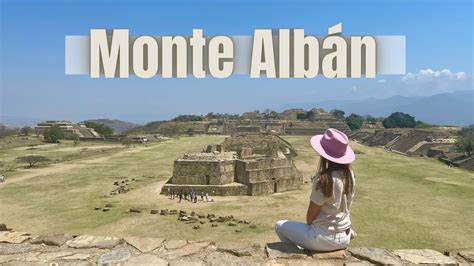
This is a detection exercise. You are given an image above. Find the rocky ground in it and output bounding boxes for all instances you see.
[0,224,472,265]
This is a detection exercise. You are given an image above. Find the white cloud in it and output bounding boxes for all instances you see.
[402,68,467,81]
[377,79,386,83]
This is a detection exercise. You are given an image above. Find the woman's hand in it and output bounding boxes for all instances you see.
[306,201,322,224]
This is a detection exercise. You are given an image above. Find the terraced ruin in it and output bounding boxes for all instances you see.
[161,134,303,196]
[350,128,474,171]
[35,120,101,139]
[128,108,351,136]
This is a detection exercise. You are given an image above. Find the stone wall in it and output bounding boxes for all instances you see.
[234,158,303,195]
[171,160,235,185]
[247,177,303,196]
[206,124,224,134]
[235,158,301,183]
[0,228,471,265]
[285,127,328,135]
[155,118,349,136]
[160,183,247,196]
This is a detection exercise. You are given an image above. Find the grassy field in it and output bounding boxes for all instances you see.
[0,135,472,251]
[0,136,125,171]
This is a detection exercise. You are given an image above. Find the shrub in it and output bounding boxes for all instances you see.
[456,138,473,157]
[43,125,64,143]
[20,126,32,136]
[185,128,195,136]
[84,122,114,135]
[16,155,49,168]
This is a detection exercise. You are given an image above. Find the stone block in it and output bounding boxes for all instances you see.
[458,250,474,262]
[31,233,73,247]
[349,247,401,264]
[393,249,457,265]
[164,240,188,250]
[265,242,307,259]
[67,235,121,249]
[124,254,168,265]
[124,236,165,253]
[97,247,132,265]
[310,249,347,259]
[218,241,254,256]
[0,232,33,244]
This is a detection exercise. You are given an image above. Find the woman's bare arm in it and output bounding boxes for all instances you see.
[306,201,322,224]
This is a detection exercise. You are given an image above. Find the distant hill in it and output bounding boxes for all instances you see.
[124,121,166,134]
[280,90,474,126]
[0,115,41,128]
[83,119,141,134]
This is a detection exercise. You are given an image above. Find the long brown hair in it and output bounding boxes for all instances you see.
[315,157,354,197]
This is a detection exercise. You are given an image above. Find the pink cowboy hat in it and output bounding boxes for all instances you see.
[310,128,355,164]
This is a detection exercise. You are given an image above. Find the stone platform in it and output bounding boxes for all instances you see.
[0,230,472,265]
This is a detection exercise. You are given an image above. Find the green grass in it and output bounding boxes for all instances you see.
[0,135,472,251]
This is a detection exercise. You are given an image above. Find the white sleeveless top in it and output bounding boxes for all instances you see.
[309,170,355,232]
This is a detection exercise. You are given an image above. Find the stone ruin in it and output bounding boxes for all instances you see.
[161,133,303,196]
[349,128,474,171]
[148,107,350,136]
[35,120,101,139]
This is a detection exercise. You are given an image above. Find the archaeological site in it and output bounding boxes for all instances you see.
[161,133,303,196]
[35,120,101,140]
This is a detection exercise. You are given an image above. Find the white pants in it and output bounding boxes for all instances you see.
[275,220,350,252]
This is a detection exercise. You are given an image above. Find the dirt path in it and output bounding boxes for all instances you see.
[0,145,156,186]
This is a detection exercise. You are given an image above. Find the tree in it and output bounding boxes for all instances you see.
[460,125,474,138]
[345,113,364,130]
[84,122,114,135]
[121,138,134,147]
[20,126,31,136]
[331,109,346,120]
[296,113,307,120]
[365,115,378,123]
[72,133,80,146]
[185,128,195,136]
[262,109,272,115]
[456,126,474,157]
[171,115,203,122]
[0,125,17,138]
[16,155,49,168]
[456,138,473,157]
[43,125,64,143]
[383,112,416,128]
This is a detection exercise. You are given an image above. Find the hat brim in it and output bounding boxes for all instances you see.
[310,135,355,164]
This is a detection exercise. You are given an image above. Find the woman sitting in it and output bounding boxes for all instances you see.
[275,128,356,252]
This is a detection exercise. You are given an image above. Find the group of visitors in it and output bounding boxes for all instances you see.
[166,188,213,203]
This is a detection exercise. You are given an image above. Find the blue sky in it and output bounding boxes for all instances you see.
[1,0,472,123]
